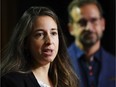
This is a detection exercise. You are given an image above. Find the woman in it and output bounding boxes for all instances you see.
[1,6,79,87]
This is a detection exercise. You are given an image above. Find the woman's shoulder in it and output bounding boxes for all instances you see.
[1,71,35,87]
[2,71,30,80]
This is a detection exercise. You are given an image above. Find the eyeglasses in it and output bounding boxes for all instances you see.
[77,17,101,26]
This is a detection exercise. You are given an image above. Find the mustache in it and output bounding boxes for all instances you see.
[81,30,94,36]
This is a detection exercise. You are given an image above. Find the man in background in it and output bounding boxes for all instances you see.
[67,0,115,87]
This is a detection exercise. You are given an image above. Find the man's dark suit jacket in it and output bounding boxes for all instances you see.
[68,43,115,87]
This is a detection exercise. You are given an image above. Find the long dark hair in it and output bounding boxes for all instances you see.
[1,6,79,87]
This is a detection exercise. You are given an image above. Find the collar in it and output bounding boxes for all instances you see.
[72,43,102,61]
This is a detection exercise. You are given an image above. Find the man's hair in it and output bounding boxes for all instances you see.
[68,0,103,23]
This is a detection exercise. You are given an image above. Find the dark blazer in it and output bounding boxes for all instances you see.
[68,43,115,87]
[1,72,41,87]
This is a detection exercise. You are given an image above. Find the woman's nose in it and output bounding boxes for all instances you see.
[45,34,52,45]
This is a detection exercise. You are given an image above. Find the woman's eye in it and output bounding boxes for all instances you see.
[38,33,44,36]
[35,32,44,38]
[51,32,58,36]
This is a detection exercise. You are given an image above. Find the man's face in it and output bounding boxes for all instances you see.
[69,4,105,47]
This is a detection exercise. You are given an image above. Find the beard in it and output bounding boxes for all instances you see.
[79,30,102,47]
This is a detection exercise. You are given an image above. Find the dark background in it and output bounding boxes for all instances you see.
[1,0,115,55]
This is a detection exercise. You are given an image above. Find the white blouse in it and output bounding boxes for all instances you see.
[38,80,51,87]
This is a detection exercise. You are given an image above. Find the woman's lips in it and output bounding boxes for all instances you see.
[42,49,53,56]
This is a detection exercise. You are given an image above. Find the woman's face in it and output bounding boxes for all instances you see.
[29,16,59,65]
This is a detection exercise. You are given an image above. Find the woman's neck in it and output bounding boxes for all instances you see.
[32,63,53,87]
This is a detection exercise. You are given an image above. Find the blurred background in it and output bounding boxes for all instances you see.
[1,0,115,55]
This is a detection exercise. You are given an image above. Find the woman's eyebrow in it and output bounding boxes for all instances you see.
[33,29,44,32]
[33,28,57,33]
[51,28,57,30]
